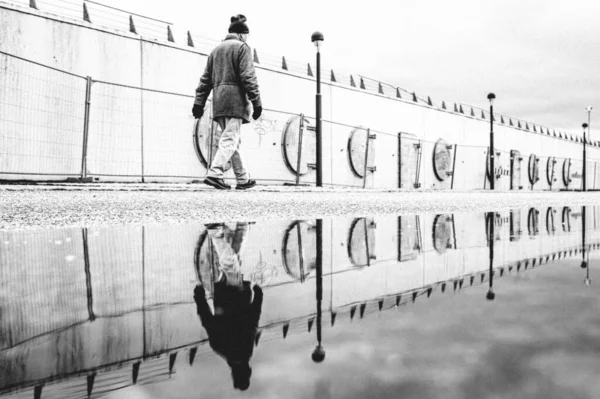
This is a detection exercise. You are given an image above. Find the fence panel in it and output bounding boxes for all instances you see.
[142,91,203,178]
[0,52,86,176]
[86,81,142,178]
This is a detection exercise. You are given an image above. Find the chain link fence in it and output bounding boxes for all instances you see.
[0,47,596,188]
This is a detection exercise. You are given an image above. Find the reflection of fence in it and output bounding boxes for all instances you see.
[2,207,599,397]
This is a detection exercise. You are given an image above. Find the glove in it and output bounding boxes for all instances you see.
[193,284,205,302]
[252,105,262,120]
[192,104,204,119]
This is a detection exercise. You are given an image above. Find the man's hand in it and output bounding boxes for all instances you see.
[192,104,204,119]
[252,105,262,120]
[193,284,206,302]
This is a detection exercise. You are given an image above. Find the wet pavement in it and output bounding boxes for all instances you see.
[1,205,599,398]
[2,185,600,229]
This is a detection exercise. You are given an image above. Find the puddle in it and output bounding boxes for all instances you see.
[1,206,599,398]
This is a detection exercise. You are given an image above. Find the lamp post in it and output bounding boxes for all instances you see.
[586,106,593,139]
[585,106,593,190]
[487,93,496,190]
[311,31,324,187]
[583,123,588,191]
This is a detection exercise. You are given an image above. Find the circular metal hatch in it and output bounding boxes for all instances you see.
[433,139,452,181]
[193,104,231,171]
[281,115,316,176]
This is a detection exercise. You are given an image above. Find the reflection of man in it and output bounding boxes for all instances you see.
[193,222,263,391]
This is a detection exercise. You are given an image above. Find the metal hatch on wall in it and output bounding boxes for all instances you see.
[398,215,421,261]
[528,208,540,236]
[348,127,376,187]
[432,214,456,254]
[485,212,501,243]
[194,230,217,297]
[282,220,317,282]
[398,132,420,189]
[486,149,503,188]
[562,206,572,232]
[546,157,557,188]
[281,115,317,181]
[432,139,456,188]
[510,150,523,190]
[546,207,556,234]
[510,209,522,241]
[528,154,540,188]
[563,158,572,188]
[347,217,376,267]
[193,104,231,172]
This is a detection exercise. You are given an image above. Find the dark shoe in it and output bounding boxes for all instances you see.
[204,223,224,230]
[204,176,231,190]
[236,179,257,190]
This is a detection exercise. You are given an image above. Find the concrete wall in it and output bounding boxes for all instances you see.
[1,206,599,394]
[1,3,598,189]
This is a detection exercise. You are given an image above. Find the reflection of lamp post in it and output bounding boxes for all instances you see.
[581,205,591,286]
[312,218,326,362]
[487,93,496,190]
[311,31,324,187]
[583,123,588,191]
[486,212,496,300]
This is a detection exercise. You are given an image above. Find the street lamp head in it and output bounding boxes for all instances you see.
[487,92,496,105]
[311,31,324,51]
[311,345,326,363]
[586,106,593,112]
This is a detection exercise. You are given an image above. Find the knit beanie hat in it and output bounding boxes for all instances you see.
[228,14,249,34]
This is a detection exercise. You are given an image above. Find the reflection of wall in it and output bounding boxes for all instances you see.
[2,4,600,190]
[2,207,600,395]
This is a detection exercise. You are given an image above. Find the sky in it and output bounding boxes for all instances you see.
[94,0,599,134]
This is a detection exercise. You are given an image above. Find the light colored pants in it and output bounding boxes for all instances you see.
[207,117,250,183]
[207,223,248,288]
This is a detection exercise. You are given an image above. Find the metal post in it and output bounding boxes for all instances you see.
[81,76,92,179]
[363,218,370,266]
[450,144,458,190]
[397,133,402,188]
[295,115,305,185]
[82,228,95,321]
[139,39,145,183]
[583,123,588,191]
[490,105,495,190]
[315,50,323,187]
[362,128,370,189]
[488,93,496,190]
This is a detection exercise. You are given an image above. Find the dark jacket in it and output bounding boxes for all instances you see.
[194,34,262,124]
[195,282,263,364]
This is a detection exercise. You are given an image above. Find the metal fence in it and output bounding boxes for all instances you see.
[0,52,87,177]
[1,49,597,190]
[4,0,588,144]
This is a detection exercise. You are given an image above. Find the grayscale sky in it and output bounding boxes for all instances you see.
[103,0,598,134]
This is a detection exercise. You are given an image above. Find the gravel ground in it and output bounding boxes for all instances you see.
[2,183,600,230]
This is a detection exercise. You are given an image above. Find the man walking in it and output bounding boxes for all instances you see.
[192,14,262,190]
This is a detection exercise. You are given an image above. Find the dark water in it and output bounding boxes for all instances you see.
[1,206,599,399]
